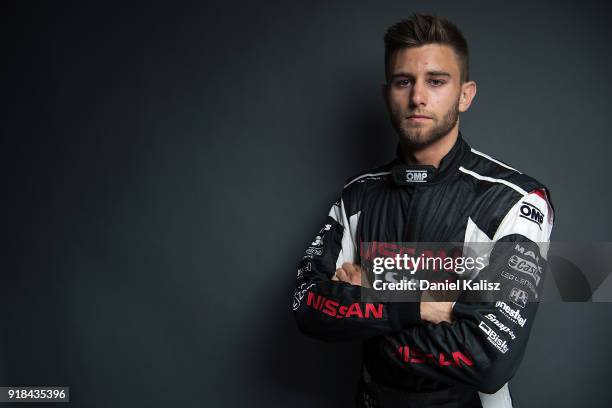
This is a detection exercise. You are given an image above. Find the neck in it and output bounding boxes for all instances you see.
[401,124,459,168]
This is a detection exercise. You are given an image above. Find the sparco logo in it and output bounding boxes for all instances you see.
[479,322,509,354]
[509,287,528,308]
[519,202,544,229]
[405,170,427,183]
[508,255,542,286]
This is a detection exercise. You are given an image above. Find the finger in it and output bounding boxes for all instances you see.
[335,268,349,283]
[341,262,354,273]
[352,268,364,286]
[342,263,364,286]
[342,263,359,277]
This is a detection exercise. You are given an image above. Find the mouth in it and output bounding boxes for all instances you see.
[406,115,432,122]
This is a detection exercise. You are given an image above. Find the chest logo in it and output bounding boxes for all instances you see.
[392,165,436,186]
[405,170,427,182]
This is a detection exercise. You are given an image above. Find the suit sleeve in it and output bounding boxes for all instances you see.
[377,190,554,394]
[292,195,422,342]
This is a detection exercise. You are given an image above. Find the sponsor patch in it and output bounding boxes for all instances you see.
[509,287,528,308]
[296,262,312,278]
[484,313,516,340]
[515,243,539,263]
[305,292,384,319]
[495,301,528,326]
[292,283,315,310]
[304,224,332,257]
[508,254,542,286]
[392,165,436,186]
[519,202,544,229]
[396,345,474,367]
[501,270,538,299]
[479,322,509,354]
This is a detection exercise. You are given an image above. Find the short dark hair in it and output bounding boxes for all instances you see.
[384,14,470,83]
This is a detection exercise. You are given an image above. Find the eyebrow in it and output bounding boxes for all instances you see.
[390,71,452,79]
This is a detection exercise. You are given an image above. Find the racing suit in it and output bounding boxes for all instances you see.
[291,133,554,407]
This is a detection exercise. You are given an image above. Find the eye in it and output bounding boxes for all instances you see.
[395,79,411,88]
[429,79,446,87]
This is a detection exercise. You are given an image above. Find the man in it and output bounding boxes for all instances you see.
[292,14,554,408]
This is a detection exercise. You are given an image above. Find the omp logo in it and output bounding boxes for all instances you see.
[479,322,509,354]
[495,301,527,326]
[306,292,383,319]
[508,255,542,286]
[509,287,528,308]
[396,345,473,367]
[520,202,544,229]
[405,170,428,183]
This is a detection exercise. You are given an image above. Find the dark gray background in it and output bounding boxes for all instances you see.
[3,1,611,406]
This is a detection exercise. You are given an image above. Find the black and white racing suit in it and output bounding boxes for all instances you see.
[291,133,554,407]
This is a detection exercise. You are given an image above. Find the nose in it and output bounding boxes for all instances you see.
[409,79,426,107]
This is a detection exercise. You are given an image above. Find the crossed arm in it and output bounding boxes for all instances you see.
[293,190,554,393]
[332,262,454,325]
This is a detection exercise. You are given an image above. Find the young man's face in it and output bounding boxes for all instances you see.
[384,43,475,148]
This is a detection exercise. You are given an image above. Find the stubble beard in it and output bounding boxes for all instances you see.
[392,99,460,149]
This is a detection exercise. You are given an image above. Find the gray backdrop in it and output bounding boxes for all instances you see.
[3,0,611,406]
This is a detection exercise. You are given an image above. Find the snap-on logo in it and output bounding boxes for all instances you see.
[519,202,544,229]
[405,170,428,183]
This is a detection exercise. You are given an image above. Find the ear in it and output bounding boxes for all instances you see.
[458,80,477,113]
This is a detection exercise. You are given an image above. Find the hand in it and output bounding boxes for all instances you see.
[332,262,363,286]
[419,300,454,324]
